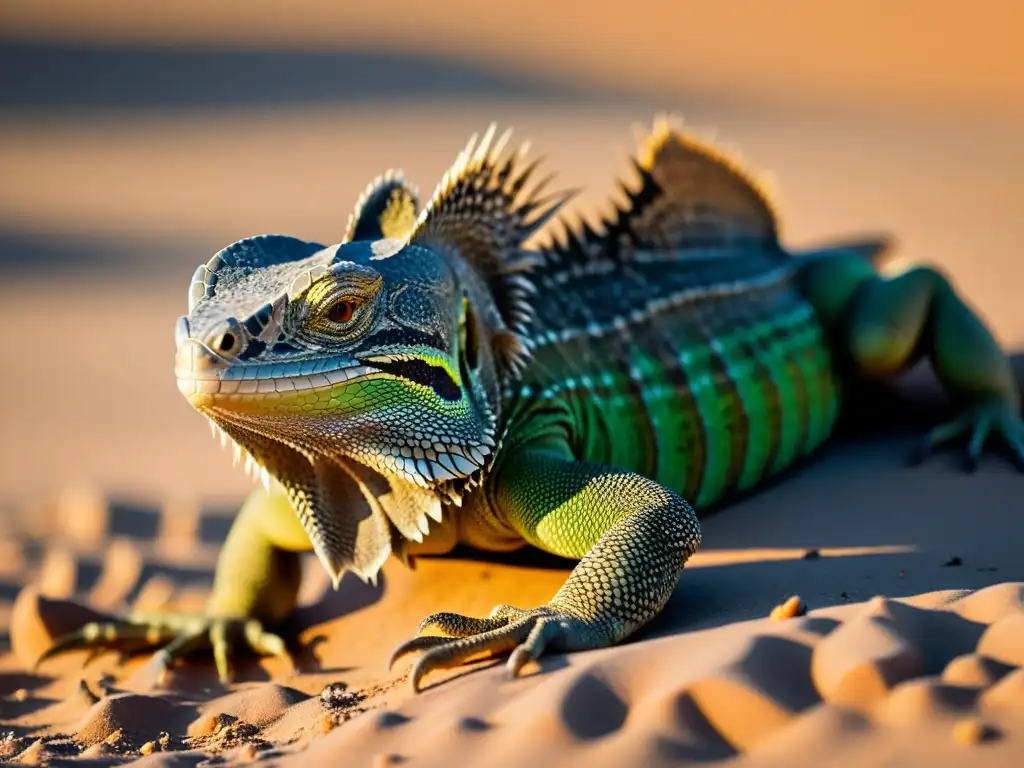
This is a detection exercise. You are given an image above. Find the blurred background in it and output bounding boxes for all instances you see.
[1,0,1022,506]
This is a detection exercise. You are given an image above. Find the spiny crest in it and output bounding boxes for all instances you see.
[544,114,781,269]
[630,113,780,243]
[343,170,421,243]
[396,124,575,379]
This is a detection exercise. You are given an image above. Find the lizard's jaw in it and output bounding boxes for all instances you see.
[174,337,380,413]
[175,336,495,487]
[173,336,491,585]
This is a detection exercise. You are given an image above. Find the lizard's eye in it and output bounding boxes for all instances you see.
[327,299,359,324]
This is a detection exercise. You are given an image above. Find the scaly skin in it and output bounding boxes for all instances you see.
[33,117,1023,692]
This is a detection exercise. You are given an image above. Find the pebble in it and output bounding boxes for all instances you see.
[771,595,807,620]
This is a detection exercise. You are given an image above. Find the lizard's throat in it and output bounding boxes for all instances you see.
[200,410,492,586]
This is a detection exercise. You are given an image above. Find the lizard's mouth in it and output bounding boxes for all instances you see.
[174,336,382,411]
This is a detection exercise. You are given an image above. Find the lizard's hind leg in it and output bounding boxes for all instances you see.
[838,263,1023,470]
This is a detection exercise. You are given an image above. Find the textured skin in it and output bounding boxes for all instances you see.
[33,118,1024,692]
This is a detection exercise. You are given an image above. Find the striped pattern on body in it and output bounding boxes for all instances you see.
[513,251,841,510]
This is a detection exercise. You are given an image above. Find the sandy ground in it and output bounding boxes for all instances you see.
[2,6,1024,765]
[2,388,1024,765]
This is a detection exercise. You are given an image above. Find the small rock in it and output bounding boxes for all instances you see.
[321,681,362,709]
[104,728,124,747]
[942,556,963,567]
[952,718,1000,745]
[801,549,822,560]
[770,595,807,620]
[12,689,28,702]
[139,741,155,756]
[188,713,224,739]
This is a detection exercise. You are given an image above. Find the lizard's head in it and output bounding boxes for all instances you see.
[174,128,571,586]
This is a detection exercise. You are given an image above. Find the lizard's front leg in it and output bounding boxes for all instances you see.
[389,440,701,691]
[35,487,310,684]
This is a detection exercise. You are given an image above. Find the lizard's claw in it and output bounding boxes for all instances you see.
[388,603,604,692]
[909,399,1024,473]
[33,614,293,685]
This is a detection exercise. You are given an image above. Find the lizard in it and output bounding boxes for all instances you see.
[33,116,1024,692]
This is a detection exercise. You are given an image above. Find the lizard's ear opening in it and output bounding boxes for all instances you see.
[343,170,421,243]
[460,294,480,373]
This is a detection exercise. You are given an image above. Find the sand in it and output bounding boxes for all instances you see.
[2,4,1024,764]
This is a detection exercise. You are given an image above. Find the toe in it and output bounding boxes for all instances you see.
[909,418,964,466]
[34,621,173,669]
[416,611,510,638]
[507,616,560,678]
[405,620,536,691]
[141,628,207,687]
[243,622,294,671]
[964,415,992,473]
[210,622,234,684]
[388,635,456,671]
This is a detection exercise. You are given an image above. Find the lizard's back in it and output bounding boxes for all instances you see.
[511,121,841,509]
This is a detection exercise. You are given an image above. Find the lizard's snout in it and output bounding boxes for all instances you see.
[174,315,245,364]
[174,315,239,403]
[174,340,229,399]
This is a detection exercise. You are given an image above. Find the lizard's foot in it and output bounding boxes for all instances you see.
[388,602,614,692]
[34,613,293,685]
[909,399,1024,473]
